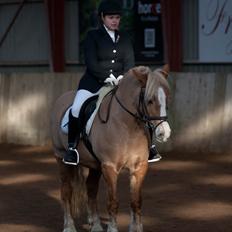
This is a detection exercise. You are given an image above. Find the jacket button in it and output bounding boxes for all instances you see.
[113,49,116,53]
[110,69,113,72]
[111,60,115,63]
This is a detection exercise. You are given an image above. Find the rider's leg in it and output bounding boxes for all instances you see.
[63,109,81,165]
[63,89,99,165]
[148,144,162,163]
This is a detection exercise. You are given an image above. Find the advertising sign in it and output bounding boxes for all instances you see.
[134,0,164,62]
[199,0,232,62]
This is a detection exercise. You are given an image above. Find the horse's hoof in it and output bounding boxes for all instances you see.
[129,223,143,232]
[63,227,77,232]
[107,225,118,232]
[91,223,104,232]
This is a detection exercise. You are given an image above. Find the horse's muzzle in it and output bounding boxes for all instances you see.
[155,121,171,142]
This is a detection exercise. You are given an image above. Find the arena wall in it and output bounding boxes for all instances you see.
[0,72,232,153]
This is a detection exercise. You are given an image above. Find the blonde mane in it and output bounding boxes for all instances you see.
[145,68,170,102]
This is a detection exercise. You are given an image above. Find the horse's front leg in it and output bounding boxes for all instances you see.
[86,168,104,232]
[129,161,148,232]
[102,163,119,232]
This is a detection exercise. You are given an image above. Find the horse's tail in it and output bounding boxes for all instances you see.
[70,165,88,217]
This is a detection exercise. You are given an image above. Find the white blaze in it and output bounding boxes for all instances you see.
[158,87,166,117]
[156,87,171,142]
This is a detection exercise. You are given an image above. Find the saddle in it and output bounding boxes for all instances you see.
[60,86,114,162]
[61,85,114,135]
[79,95,98,133]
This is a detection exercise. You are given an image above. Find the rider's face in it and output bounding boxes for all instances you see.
[102,14,121,30]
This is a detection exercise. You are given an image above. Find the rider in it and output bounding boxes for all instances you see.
[63,0,161,165]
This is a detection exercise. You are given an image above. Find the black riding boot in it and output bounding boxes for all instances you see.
[63,110,81,165]
[148,145,162,163]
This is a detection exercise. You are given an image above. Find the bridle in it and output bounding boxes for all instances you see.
[98,85,168,143]
[116,87,166,120]
[115,87,167,142]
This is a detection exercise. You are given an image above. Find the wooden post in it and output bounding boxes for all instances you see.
[44,0,65,72]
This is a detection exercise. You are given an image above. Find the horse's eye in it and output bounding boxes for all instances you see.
[148,100,153,105]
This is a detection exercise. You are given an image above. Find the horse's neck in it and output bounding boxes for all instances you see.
[118,78,139,104]
[114,79,141,125]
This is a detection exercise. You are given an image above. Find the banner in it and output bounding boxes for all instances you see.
[134,0,164,62]
[199,0,232,62]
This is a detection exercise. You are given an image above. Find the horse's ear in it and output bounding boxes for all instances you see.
[131,66,150,86]
[160,64,169,79]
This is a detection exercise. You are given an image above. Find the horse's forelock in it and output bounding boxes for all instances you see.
[145,69,170,102]
[129,66,151,87]
[137,66,150,76]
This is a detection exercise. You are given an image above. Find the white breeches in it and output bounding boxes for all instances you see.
[71,89,100,118]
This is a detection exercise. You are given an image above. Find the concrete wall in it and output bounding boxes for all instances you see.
[0,72,232,153]
[0,72,81,145]
[169,72,232,153]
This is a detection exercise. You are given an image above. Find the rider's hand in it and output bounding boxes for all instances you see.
[104,74,117,86]
[104,74,124,86]
[116,75,123,83]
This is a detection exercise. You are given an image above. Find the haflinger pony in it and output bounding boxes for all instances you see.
[51,65,171,232]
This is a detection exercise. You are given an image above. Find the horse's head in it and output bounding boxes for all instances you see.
[131,64,171,143]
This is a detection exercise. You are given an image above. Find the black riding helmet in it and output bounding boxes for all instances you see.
[98,0,122,16]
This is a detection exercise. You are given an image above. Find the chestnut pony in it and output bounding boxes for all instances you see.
[51,65,171,232]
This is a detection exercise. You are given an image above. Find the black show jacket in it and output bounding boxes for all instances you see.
[78,25,135,93]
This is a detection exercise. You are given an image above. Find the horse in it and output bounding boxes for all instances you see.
[50,65,171,232]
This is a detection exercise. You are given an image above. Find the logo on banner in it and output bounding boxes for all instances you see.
[138,1,161,15]
[137,1,161,21]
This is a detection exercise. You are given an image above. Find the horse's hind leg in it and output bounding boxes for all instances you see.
[129,162,148,232]
[102,163,119,232]
[86,168,104,232]
[56,158,77,232]
[56,157,80,232]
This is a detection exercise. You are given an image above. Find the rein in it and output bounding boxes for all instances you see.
[114,87,168,145]
[114,88,167,124]
[98,87,118,123]
[97,84,168,145]
[98,85,167,126]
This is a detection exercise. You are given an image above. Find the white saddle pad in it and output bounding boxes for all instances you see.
[61,85,113,135]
